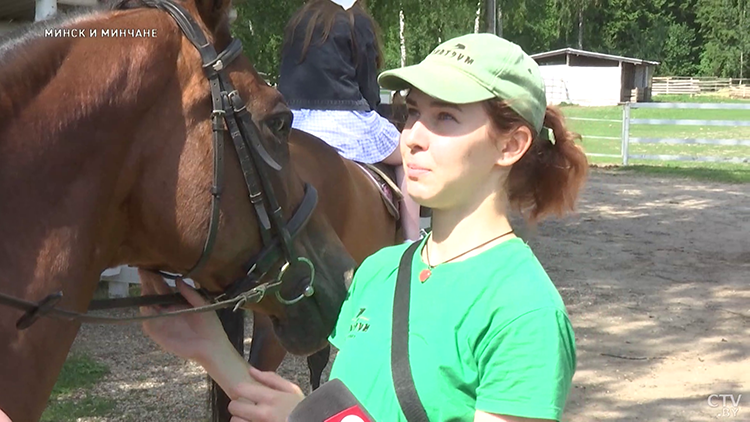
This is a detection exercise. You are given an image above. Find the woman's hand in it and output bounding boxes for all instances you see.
[139,271,261,397]
[139,271,227,363]
[228,367,305,422]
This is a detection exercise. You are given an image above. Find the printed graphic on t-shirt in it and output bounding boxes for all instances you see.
[347,307,371,338]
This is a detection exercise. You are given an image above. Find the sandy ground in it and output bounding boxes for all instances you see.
[64,168,750,422]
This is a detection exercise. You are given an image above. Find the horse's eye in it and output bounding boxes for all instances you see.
[268,114,292,139]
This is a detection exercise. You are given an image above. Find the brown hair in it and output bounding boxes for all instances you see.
[483,100,589,223]
[282,0,384,68]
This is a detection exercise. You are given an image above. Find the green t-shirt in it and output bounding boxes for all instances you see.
[328,237,576,421]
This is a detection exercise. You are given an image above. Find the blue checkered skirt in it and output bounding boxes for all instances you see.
[290,109,400,164]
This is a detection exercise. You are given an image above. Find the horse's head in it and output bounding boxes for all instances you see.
[111,0,354,355]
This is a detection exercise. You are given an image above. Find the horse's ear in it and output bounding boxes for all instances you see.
[193,0,232,32]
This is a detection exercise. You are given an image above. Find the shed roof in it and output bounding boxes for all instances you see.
[531,48,660,66]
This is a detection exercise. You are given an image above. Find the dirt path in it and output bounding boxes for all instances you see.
[68,168,750,422]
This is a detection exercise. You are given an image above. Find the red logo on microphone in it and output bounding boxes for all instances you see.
[324,405,373,422]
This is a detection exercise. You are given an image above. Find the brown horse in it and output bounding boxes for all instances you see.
[245,99,411,387]
[0,0,391,419]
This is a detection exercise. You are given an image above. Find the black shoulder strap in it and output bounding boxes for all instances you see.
[391,241,429,422]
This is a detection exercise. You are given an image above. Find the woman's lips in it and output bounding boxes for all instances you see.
[406,163,430,179]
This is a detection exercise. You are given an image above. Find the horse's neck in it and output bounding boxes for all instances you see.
[0,20,171,299]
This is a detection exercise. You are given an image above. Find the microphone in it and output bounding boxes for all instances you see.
[288,378,376,422]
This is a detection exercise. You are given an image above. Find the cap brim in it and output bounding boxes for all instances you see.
[378,62,495,104]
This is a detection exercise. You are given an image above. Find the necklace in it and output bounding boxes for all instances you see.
[418,229,515,282]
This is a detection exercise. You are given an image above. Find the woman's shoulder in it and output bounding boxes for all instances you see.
[468,239,569,318]
[357,241,413,275]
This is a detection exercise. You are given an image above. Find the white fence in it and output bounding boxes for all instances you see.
[621,102,750,166]
[567,116,623,160]
[652,77,750,96]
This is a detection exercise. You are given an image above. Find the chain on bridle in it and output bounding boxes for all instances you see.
[0,0,322,329]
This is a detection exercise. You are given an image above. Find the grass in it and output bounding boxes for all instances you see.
[653,94,750,104]
[558,96,750,183]
[41,353,116,422]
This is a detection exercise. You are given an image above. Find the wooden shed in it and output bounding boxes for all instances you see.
[530,48,660,106]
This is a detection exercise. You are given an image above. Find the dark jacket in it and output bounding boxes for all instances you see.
[278,11,381,111]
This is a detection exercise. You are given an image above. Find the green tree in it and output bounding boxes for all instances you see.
[598,0,670,61]
[658,22,699,75]
[552,0,601,49]
[696,0,750,77]
[231,0,304,83]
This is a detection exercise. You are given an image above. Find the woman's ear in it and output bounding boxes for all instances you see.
[495,125,534,167]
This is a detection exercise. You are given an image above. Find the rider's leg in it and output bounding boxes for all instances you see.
[395,166,422,241]
[383,148,422,241]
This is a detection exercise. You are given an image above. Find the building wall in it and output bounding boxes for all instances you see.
[634,65,655,88]
[538,64,622,106]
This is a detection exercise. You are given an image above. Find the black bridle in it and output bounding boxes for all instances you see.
[0,0,320,329]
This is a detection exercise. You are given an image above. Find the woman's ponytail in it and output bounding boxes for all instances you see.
[485,101,589,223]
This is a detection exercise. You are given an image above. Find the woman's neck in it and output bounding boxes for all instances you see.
[426,191,515,265]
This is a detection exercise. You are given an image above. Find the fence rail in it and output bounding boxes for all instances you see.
[652,77,750,97]
[567,117,623,158]
[621,102,750,165]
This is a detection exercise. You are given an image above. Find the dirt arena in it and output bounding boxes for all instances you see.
[67,168,750,422]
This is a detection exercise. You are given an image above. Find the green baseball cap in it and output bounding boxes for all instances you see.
[378,33,547,133]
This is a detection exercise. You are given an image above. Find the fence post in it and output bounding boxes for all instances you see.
[35,0,57,21]
[621,102,631,166]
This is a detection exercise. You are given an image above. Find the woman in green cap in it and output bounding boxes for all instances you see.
[141,32,588,422]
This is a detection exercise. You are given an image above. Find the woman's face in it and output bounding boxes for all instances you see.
[400,89,505,210]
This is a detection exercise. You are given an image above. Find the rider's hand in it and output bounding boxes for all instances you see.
[228,366,305,422]
[139,271,227,363]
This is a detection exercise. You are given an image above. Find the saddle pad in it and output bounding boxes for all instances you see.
[354,162,403,221]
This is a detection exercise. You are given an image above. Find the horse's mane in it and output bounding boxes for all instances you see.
[0,15,74,55]
[0,0,161,123]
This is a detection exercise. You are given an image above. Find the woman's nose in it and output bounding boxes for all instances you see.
[402,119,429,151]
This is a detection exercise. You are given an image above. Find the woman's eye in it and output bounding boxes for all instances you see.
[437,112,457,122]
[406,108,419,119]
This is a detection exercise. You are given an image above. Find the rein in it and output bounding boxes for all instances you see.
[1,0,322,330]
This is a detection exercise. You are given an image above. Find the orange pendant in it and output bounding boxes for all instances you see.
[419,269,431,283]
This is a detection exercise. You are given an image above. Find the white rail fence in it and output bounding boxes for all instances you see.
[652,77,750,97]
[621,102,750,166]
[567,116,622,160]
[100,267,192,298]
[569,103,750,166]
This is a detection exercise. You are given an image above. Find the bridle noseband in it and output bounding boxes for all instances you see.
[0,0,322,328]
